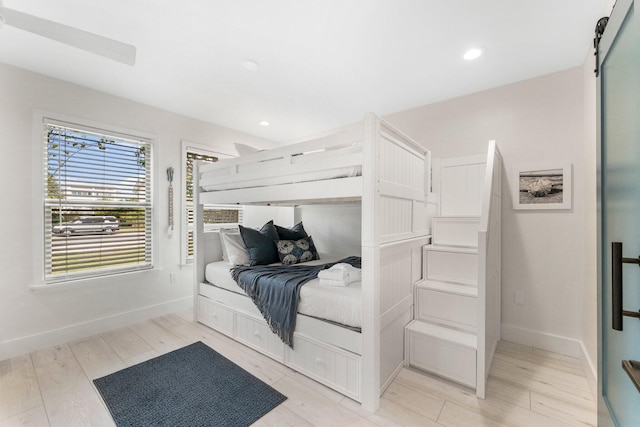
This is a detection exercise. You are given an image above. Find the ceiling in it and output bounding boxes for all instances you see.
[0,0,609,142]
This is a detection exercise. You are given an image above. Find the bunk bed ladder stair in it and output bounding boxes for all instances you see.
[406,215,481,389]
[406,140,502,399]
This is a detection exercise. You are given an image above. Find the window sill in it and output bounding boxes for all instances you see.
[29,268,155,293]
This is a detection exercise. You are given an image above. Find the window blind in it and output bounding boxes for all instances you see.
[185,151,244,260]
[43,119,153,283]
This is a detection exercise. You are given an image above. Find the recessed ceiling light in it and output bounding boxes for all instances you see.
[241,60,259,71]
[259,121,270,126]
[463,48,483,61]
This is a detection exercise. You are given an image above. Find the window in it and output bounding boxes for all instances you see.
[43,118,153,284]
[182,143,242,263]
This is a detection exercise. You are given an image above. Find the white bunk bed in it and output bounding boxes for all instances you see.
[193,113,431,411]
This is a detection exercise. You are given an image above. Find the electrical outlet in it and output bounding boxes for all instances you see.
[515,291,525,305]
[169,272,176,283]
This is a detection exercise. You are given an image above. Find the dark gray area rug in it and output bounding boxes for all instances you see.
[93,341,287,427]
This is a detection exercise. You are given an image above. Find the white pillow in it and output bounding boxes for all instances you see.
[222,232,251,265]
[218,227,238,262]
[234,143,260,156]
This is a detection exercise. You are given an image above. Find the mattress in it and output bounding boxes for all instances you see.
[204,255,362,328]
[201,166,361,192]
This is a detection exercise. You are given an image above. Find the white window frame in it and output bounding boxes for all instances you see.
[31,110,158,288]
[180,141,236,265]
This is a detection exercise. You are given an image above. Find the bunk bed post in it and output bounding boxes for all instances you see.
[361,113,381,411]
[193,160,205,323]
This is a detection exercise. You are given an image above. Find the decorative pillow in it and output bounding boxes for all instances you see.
[275,236,320,265]
[222,232,250,265]
[218,227,239,262]
[239,220,280,266]
[275,222,308,240]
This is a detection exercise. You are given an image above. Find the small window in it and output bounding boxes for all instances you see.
[182,144,242,263]
[43,118,153,284]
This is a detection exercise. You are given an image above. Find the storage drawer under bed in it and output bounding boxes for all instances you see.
[197,295,234,337]
[285,333,361,401]
[197,289,363,402]
[235,312,285,362]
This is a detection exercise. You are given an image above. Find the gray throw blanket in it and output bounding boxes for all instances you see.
[231,256,361,348]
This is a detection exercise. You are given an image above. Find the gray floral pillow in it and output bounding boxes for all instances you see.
[275,236,320,265]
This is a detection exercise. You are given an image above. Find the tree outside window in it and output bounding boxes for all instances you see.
[43,120,153,283]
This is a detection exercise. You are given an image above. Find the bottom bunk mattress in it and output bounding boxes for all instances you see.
[204,255,362,329]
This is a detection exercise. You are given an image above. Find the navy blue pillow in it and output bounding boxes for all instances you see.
[239,221,280,266]
[275,236,320,265]
[275,222,308,240]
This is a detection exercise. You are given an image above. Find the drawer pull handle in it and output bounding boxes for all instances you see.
[253,331,261,337]
[315,358,323,365]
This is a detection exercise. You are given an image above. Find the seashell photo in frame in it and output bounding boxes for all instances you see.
[512,163,572,210]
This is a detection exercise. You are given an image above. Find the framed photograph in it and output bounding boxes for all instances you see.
[512,163,572,210]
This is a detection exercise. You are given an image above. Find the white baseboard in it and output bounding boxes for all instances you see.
[501,324,582,358]
[381,361,404,395]
[0,297,192,361]
[580,340,598,403]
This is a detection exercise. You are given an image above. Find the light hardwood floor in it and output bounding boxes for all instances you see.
[0,312,596,427]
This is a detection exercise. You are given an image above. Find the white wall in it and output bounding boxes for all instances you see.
[296,204,362,257]
[0,57,600,373]
[242,206,295,229]
[0,62,274,360]
[385,67,589,357]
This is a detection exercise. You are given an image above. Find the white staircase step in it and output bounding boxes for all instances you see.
[419,279,478,297]
[406,320,477,349]
[432,216,480,248]
[405,320,478,387]
[416,280,478,332]
[423,245,478,286]
[424,244,478,254]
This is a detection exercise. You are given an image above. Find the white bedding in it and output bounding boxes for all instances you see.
[204,255,362,328]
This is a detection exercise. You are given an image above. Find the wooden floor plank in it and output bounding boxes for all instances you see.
[34,357,114,427]
[0,312,597,427]
[0,355,43,422]
[285,369,347,403]
[395,368,572,427]
[151,313,190,330]
[492,352,590,387]
[379,381,445,421]
[437,401,509,427]
[30,344,74,368]
[485,376,531,410]
[0,406,49,427]
[69,336,127,380]
[100,326,154,361]
[489,361,594,408]
[272,376,364,427]
[531,391,597,427]
[366,398,444,427]
[251,405,314,427]
[128,319,188,354]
